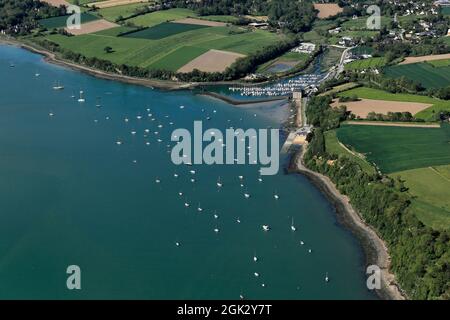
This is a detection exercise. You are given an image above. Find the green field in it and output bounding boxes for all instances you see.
[442,7,450,15]
[351,46,373,55]
[427,59,450,67]
[122,22,209,40]
[384,62,450,88]
[341,16,390,30]
[97,3,151,22]
[38,13,99,29]
[324,130,376,174]
[198,15,239,23]
[336,123,450,173]
[344,57,386,71]
[93,26,136,37]
[147,46,209,71]
[338,87,450,121]
[126,8,196,27]
[393,165,450,230]
[44,25,283,70]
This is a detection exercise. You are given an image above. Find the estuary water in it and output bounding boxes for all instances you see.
[0,45,376,299]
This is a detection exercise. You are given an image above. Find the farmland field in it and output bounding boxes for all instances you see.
[178,49,245,73]
[331,98,431,118]
[122,22,209,40]
[350,46,373,55]
[427,59,450,68]
[384,62,450,88]
[43,26,283,69]
[324,130,376,174]
[338,87,450,121]
[313,3,343,19]
[197,15,239,23]
[341,16,390,30]
[148,46,208,71]
[38,13,99,29]
[344,57,386,71]
[336,123,450,173]
[97,3,150,22]
[126,8,196,27]
[393,165,450,230]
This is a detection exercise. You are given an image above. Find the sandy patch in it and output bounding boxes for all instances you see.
[178,49,246,73]
[40,0,70,6]
[400,53,450,65]
[87,0,148,9]
[345,121,440,128]
[65,19,118,35]
[332,98,431,118]
[313,3,343,19]
[172,18,227,27]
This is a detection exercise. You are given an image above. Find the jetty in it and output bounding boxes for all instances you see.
[281,91,311,154]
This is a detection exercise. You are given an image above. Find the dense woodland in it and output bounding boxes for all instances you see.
[304,96,450,300]
[0,0,64,35]
[175,0,318,33]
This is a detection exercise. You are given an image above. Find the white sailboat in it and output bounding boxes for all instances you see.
[216,177,222,188]
[291,218,296,232]
[78,90,85,102]
[262,225,270,232]
[325,272,329,283]
[52,81,64,90]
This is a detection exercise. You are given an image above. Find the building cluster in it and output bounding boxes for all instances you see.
[290,43,316,54]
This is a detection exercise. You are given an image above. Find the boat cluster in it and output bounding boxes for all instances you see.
[43,71,331,297]
[228,74,324,97]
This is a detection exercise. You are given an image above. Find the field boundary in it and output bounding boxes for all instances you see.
[399,53,450,65]
[344,121,441,128]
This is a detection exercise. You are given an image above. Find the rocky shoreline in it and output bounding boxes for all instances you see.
[292,148,407,300]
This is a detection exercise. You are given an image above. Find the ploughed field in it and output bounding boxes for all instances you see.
[338,87,450,121]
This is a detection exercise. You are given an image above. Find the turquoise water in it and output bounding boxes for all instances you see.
[0,45,376,299]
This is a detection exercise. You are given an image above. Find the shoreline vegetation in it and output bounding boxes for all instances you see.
[292,148,406,300]
[0,37,313,98]
[301,96,449,300]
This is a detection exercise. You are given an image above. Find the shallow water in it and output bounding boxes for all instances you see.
[0,44,376,299]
